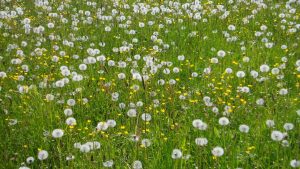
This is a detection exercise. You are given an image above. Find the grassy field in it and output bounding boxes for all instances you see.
[0,0,299,168]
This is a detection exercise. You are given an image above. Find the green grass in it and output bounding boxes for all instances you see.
[0,0,299,168]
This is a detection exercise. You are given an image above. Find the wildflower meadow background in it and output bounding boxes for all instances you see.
[0,0,300,168]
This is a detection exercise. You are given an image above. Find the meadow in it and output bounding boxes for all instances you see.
[0,0,299,168]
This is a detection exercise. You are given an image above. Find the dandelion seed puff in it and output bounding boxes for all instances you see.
[297,110,300,116]
[212,147,224,157]
[141,139,151,147]
[97,122,108,131]
[283,123,294,131]
[79,64,87,70]
[67,99,76,106]
[279,88,288,95]
[55,80,65,87]
[178,55,185,61]
[216,50,226,58]
[290,159,300,168]
[228,24,236,31]
[74,142,81,149]
[192,119,203,128]
[91,141,101,150]
[132,160,143,169]
[19,167,30,169]
[242,57,250,62]
[225,68,232,74]
[256,97,265,105]
[239,124,250,133]
[236,71,245,78]
[171,149,182,159]
[80,144,90,153]
[52,129,64,138]
[106,119,116,128]
[38,150,48,160]
[282,140,289,147]
[127,109,137,117]
[0,71,8,79]
[210,57,218,64]
[260,64,270,72]
[271,131,284,141]
[64,108,73,116]
[26,157,34,164]
[66,117,76,126]
[141,113,151,121]
[173,67,180,73]
[250,70,259,78]
[195,137,208,146]
[66,155,75,161]
[266,120,275,128]
[218,117,230,126]
[271,68,280,75]
[103,160,114,167]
